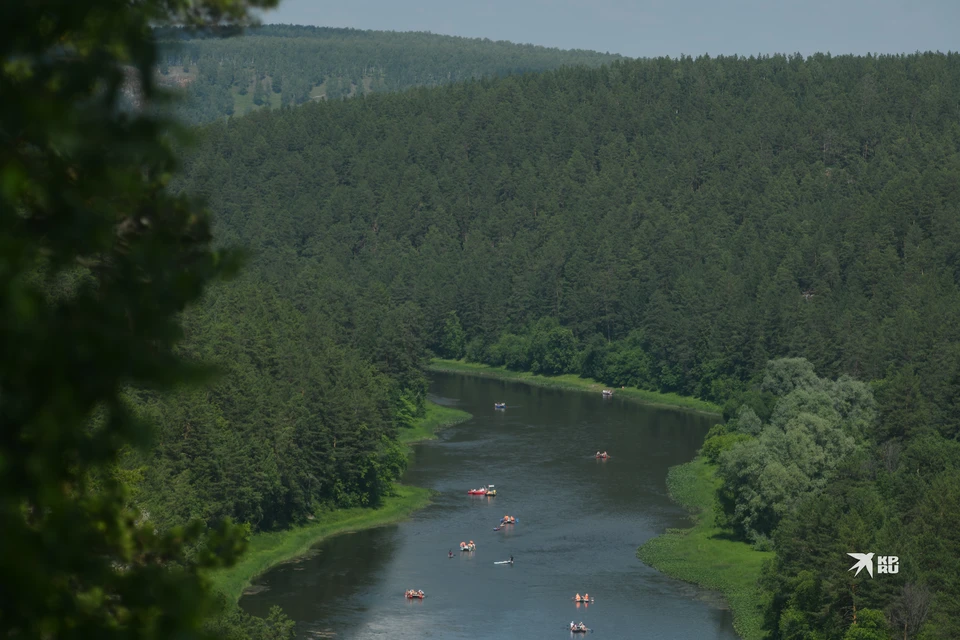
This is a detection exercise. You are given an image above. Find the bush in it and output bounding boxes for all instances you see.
[702,432,753,464]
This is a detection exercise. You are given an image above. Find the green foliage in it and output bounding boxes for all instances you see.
[843,609,892,640]
[0,0,281,638]
[717,360,875,540]
[529,317,578,374]
[208,605,295,640]
[154,25,622,123]
[637,459,773,640]
[396,400,472,446]
[131,46,960,637]
[439,311,467,359]
[762,358,824,396]
[702,432,753,464]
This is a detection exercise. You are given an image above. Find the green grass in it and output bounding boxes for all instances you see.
[428,359,722,414]
[397,401,471,446]
[637,458,772,640]
[208,401,470,604]
[208,484,432,603]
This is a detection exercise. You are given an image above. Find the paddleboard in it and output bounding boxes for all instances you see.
[494,560,514,565]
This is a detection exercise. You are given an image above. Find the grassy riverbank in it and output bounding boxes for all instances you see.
[428,359,722,414]
[208,484,432,603]
[209,400,471,604]
[637,458,772,640]
[397,401,471,446]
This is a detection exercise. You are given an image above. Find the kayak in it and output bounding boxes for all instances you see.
[494,560,514,565]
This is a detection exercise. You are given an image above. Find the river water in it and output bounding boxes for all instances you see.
[240,372,740,639]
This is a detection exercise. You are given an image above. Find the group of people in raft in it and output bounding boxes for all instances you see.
[458,541,476,551]
[569,621,588,632]
[595,451,609,458]
[500,514,516,524]
[405,589,424,599]
[573,592,591,602]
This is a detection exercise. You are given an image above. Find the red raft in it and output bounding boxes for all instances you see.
[467,489,487,495]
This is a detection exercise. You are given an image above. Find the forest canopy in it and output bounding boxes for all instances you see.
[169,50,960,639]
[154,24,622,123]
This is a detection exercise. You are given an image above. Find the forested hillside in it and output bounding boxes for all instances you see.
[155,25,622,123]
[169,52,960,638]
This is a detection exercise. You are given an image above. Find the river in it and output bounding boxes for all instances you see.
[240,372,740,639]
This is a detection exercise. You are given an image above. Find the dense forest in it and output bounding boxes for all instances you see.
[158,52,960,639]
[154,25,621,123]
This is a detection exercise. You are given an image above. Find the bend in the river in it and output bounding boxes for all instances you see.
[240,372,739,639]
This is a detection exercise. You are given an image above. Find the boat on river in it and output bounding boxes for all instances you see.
[595,453,610,459]
[570,626,590,633]
[405,590,425,599]
[602,389,613,397]
[459,541,476,552]
[494,402,506,409]
[468,484,496,495]
[500,515,516,524]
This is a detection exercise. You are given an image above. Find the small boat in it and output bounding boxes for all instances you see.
[570,626,590,633]
[494,402,506,409]
[486,484,496,496]
[595,453,610,459]
[573,597,595,603]
[494,560,514,565]
[602,389,613,397]
[459,542,476,552]
[500,515,517,524]
[467,488,487,495]
[405,590,425,599]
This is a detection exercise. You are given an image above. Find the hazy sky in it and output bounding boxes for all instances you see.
[261,0,957,58]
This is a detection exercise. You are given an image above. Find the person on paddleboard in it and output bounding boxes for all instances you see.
[510,555,514,563]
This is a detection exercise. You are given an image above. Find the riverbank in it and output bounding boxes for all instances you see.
[209,400,472,604]
[636,458,772,640]
[397,401,472,446]
[428,359,722,414]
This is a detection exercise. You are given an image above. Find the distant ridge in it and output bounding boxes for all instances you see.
[154,24,622,123]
